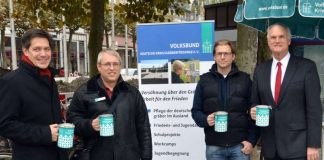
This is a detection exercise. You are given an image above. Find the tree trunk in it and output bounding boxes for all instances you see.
[257,31,271,64]
[89,0,104,77]
[131,31,138,68]
[104,27,109,48]
[236,25,271,76]
[0,28,5,68]
[236,24,258,76]
[131,34,137,68]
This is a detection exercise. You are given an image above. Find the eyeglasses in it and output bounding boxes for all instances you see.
[100,62,120,68]
[215,52,232,57]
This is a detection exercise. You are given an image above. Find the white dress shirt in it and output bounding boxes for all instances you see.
[270,53,290,99]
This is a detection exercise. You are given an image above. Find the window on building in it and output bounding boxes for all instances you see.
[51,40,60,69]
[204,0,238,30]
[79,41,85,75]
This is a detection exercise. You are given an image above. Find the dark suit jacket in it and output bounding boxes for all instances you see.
[251,55,322,159]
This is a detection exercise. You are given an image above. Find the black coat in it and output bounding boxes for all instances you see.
[192,63,257,147]
[0,62,68,160]
[251,55,322,159]
[67,75,152,160]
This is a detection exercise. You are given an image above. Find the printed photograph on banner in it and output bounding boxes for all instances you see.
[141,59,168,84]
[171,59,200,84]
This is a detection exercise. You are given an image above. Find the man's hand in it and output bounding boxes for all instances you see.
[207,113,215,126]
[92,117,100,131]
[241,141,253,154]
[49,124,59,142]
[250,107,256,120]
[307,147,319,160]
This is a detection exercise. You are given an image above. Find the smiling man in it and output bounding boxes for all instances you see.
[67,49,152,160]
[0,29,68,160]
[191,40,258,160]
[250,23,322,160]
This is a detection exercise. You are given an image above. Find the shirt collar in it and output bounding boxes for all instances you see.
[272,52,290,67]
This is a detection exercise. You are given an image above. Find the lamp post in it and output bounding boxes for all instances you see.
[62,14,68,82]
[125,25,128,75]
[111,0,116,50]
[8,0,17,70]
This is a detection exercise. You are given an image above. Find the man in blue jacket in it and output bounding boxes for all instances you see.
[192,40,258,160]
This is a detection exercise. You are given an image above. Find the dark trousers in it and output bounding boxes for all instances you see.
[264,153,306,160]
[265,157,305,160]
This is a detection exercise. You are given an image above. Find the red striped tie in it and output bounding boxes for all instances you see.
[274,62,282,105]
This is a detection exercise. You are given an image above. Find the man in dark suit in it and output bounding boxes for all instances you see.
[250,23,322,160]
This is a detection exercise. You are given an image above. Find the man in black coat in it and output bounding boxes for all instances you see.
[0,29,68,160]
[250,23,322,160]
[67,49,152,160]
[191,40,257,160]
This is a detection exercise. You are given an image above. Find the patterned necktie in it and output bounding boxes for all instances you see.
[274,62,282,105]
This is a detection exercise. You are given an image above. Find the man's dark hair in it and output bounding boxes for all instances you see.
[21,29,54,49]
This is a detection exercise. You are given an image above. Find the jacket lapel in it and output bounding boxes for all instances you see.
[278,56,298,105]
[264,60,275,106]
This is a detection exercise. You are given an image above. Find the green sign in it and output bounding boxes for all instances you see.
[245,0,296,19]
[299,0,324,17]
[201,23,213,54]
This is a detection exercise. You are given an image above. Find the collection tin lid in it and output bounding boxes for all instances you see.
[215,111,228,115]
[59,123,75,128]
[256,105,271,109]
[100,114,113,117]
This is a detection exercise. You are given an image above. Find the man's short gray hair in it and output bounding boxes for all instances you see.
[97,49,122,65]
[267,23,292,40]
